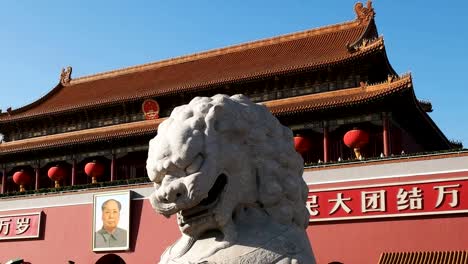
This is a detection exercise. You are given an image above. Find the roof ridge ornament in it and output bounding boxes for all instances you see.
[347,36,382,52]
[60,66,72,86]
[359,81,368,88]
[354,0,375,24]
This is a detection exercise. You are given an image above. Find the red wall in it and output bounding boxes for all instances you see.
[308,216,468,264]
[306,171,468,263]
[1,198,467,264]
[0,200,180,264]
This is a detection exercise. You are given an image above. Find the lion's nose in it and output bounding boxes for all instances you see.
[156,179,187,204]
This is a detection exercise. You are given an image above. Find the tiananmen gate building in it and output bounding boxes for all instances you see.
[0,1,467,263]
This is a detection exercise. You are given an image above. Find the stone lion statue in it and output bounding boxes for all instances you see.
[147,94,315,264]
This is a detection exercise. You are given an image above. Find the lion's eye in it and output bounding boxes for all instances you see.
[185,154,204,175]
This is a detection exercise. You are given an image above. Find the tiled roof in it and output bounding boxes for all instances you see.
[0,17,379,122]
[263,73,412,115]
[0,76,411,154]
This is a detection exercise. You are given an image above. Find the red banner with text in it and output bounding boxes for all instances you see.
[308,178,468,222]
[0,212,41,240]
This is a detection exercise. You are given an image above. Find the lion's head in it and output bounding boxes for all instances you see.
[146,94,309,245]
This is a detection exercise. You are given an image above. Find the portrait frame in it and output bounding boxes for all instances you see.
[92,190,131,252]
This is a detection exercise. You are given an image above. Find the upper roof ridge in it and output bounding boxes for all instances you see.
[70,19,362,85]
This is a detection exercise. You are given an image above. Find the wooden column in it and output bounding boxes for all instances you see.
[1,167,6,194]
[126,164,130,179]
[71,159,76,186]
[383,113,390,157]
[110,154,116,182]
[323,124,329,163]
[35,166,40,190]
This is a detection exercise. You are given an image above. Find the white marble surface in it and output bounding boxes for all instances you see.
[146,94,315,263]
[304,154,468,185]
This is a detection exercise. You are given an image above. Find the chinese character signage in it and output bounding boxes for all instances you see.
[0,212,41,240]
[308,178,468,222]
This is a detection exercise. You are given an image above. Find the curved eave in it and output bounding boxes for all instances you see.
[264,73,412,116]
[0,21,382,123]
[0,74,410,155]
[349,17,396,77]
[379,42,398,77]
[0,82,63,118]
[347,17,378,48]
[372,16,397,77]
[410,90,452,148]
[0,77,452,155]
[0,119,164,155]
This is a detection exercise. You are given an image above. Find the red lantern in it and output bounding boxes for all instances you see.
[13,170,31,192]
[294,135,311,154]
[343,129,369,159]
[84,161,105,184]
[48,165,67,188]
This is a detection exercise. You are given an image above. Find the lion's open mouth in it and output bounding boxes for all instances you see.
[179,174,227,224]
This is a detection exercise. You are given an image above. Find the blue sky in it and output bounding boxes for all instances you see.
[0,1,467,146]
